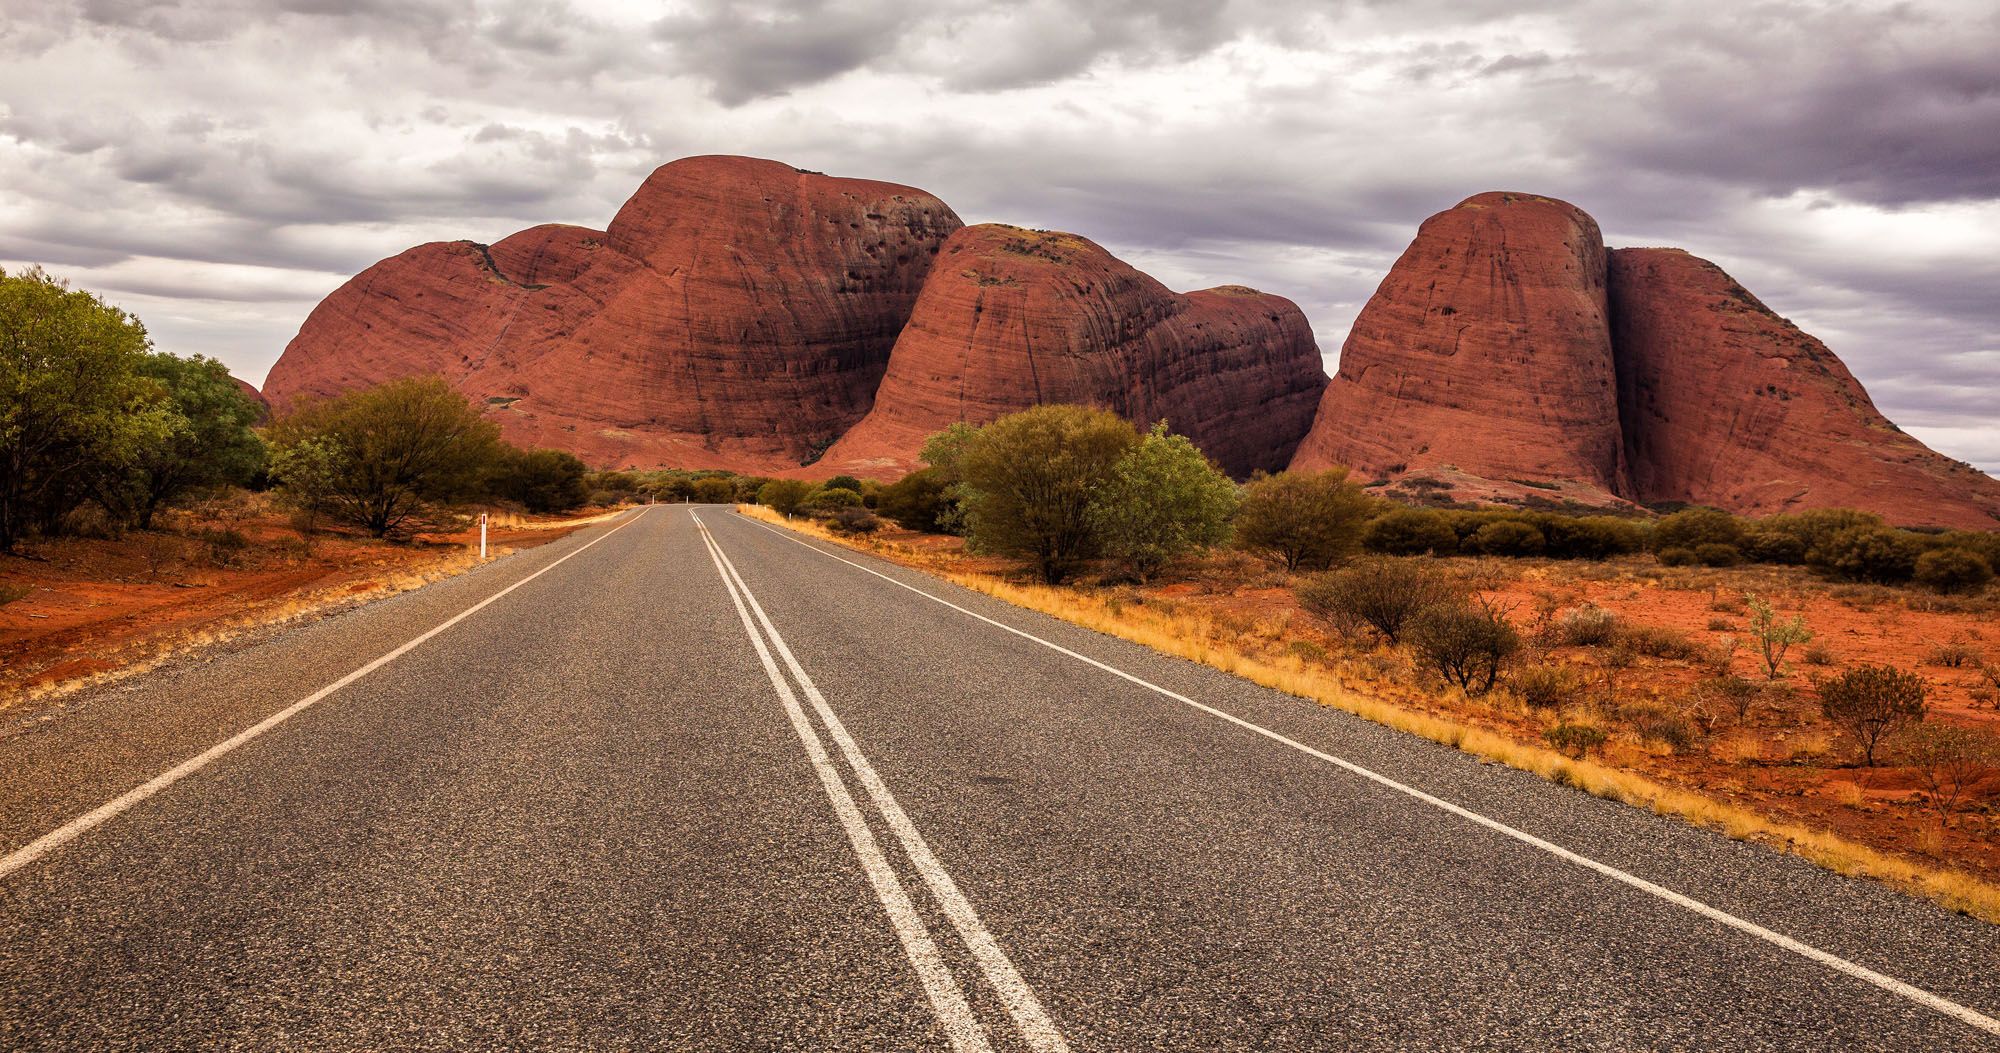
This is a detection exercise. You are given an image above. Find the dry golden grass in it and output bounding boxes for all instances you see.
[740,504,2000,924]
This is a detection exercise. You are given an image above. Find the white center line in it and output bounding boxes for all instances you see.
[0,507,652,883]
[737,511,2000,1040]
[694,514,994,1053]
[700,514,1071,1053]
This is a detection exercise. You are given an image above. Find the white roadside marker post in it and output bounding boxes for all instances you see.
[479,511,489,560]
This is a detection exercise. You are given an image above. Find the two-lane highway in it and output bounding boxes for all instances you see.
[2,505,1996,1050]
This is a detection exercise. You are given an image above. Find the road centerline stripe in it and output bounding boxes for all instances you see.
[0,507,652,884]
[701,515,1072,1053]
[693,513,994,1053]
[737,511,2000,1039]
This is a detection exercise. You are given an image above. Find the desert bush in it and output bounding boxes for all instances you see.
[804,486,863,511]
[1631,710,1698,752]
[1808,526,1922,583]
[1914,547,1993,595]
[691,477,737,504]
[1544,723,1607,758]
[1701,673,1763,720]
[1657,547,1698,567]
[1408,597,1521,695]
[1761,508,1883,555]
[1542,516,1646,560]
[1817,663,1928,766]
[1087,423,1238,582]
[1467,519,1545,557]
[872,469,950,532]
[1706,616,1735,631]
[1554,604,1618,647]
[820,475,863,495]
[196,526,251,568]
[960,405,1138,584]
[1745,594,1811,678]
[1694,543,1743,567]
[1618,624,1700,660]
[1363,508,1458,556]
[0,582,31,606]
[1296,557,1458,644]
[1655,508,1744,552]
[492,448,589,514]
[1926,641,1979,669]
[1235,469,1375,573]
[756,479,815,517]
[827,506,880,534]
[1742,530,1807,565]
[1803,644,1835,666]
[1896,724,2000,827]
[98,352,267,530]
[1511,663,1580,710]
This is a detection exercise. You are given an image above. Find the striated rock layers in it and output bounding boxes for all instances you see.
[1288,192,1628,504]
[263,155,963,471]
[813,226,1327,478]
[1610,248,2000,529]
[1291,192,2000,528]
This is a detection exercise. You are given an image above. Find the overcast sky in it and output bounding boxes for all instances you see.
[3,0,1997,472]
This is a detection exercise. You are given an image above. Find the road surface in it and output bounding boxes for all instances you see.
[1,505,1995,1050]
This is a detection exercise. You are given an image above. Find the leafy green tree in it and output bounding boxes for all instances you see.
[0,267,173,550]
[920,422,979,478]
[876,468,953,532]
[757,478,815,517]
[959,405,1138,584]
[105,352,265,528]
[1086,423,1238,581]
[267,435,343,550]
[495,448,589,513]
[266,376,503,538]
[1234,469,1375,572]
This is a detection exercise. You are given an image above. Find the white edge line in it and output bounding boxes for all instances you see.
[0,507,651,883]
[705,518,1070,1053]
[693,513,994,1053]
[735,512,2000,1039]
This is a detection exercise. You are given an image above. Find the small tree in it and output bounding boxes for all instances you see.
[1745,594,1811,679]
[1087,423,1237,582]
[691,477,736,504]
[1408,597,1521,695]
[1234,469,1374,572]
[267,435,343,553]
[1914,547,1994,595]
[493,447,589,514]
[820,474,864,494]
[876,468,953,532]
[1818,664,1927,766]
[1808,526,1923,583]
[1468,519,1545,557]
[1296,557,1458,643]
[1896,724,1999,828]
[104,352,265,529]
[266,376,503,538]
[1362,508,1458,556]
[958,405,1138,584]
[757,478,815,517]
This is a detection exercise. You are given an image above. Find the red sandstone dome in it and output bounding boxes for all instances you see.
[1288,192,1628,505]
[811,225,1327,479]
[262,155,963,471]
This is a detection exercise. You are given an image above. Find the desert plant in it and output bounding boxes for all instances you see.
[1234,469,1375,572]
[1914,547,1994,595]
[1925,640,1979,669]
[1808,526,1923,583]
[1631,711,1698,752]
[1802,644,1835,666]
[959,405,1138,584]
[803,486,863,512]
[1701,673,1763,720]
[874,468,953,532]
[492,447,590,514]
[1467,519,1545,557]
[820,474,864,495]
[1745,594,1811,679]
[1510,663,1580,710]
[1554,604,1618,647]
[1541,516,1646,560]
[1895,723,1999,828]
[1742,529,1807,565]
[1295,557,1458,644]
[1408,596,1521,695]
[1362,508,1459,556]
[756,479,815,517]
[1544,723,1607,758]
[1657,547,1698,567]
[1087,423,1238,582]
[1617,624,1700,660]
[827,506,880,534]
[1655,507,1744,552]
[1694,543,1743,567]
[691,477,737,504]
[0,582,31,607]
[1817,664,1928,766]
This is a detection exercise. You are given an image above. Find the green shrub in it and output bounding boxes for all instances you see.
[756,479,816,517]
[805,486,863,511]
[1694,543,1742,567]
[1761,508,1883,555]
[875,468,953,532]
[820,475,863,494]
[1511,664,1580,709]
[1,582,34,607]
[493,448,590,514]
[1544,723,1607,758]
[1742,530,1806,565]
[1913,547,1993,595]
[1408,597,1521,695]
[1746,594,1811,678]
[1618,624,1700,660]
[1087,423,1238,582]
[827,506,880,534]
[691,478,736,504]
[1658,547,1698,567]
[960,405,1138,584]
[1468,519,1545,557]
[1363,508,1459,556]
[1808,526,1922,583]
[1655,508,1744,552]
[1543,516,1646,560]
[1554,604,1618,647]
[1296,558,1458,644]
[1235,469,1375,572]
[1817,663,1927,766]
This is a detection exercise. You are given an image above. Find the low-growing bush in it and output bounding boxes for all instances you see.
[0,582,31,607]
[1895,723,2000,825]
[805,486,864,512]
[1617,624,1700,660]
[1542,516,1646,560]
[1914,547,1994,595]
[1362,508,1458,556]
[756,479,816,518]
[1802,644,1835,666]
[1468,519,1545,557]
[1554,604,1618,647]
[691,477,737,504]
[1408,597,1521,695]
[1295,558,1458,644]
[1544,723,1607,758]
[827,506,880,534]
[1742,530,1807,565]
[1694,543,1742,567]
[1631,711,1698,752]
[1701,674,1763,720]
[1926,641,1979,669]
[1658,547,1698,567]
[874,469,956,533]
[1817,663,1928,766]
[1655,507,1744,552]
[1510,664,1580,710]
[1808,526,1922,583]
[1706,617,1735,631]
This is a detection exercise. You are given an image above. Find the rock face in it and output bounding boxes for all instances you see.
[1288,193,1628,504]
[263,155,962,470]
[1611,248,2000,528]
[813,226,1326,478]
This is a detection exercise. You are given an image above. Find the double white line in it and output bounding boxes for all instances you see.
[693,513,1068,1053]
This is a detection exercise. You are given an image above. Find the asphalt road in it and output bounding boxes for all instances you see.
[2,504,1995,1051]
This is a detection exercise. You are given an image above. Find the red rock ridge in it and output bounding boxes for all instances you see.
[1611,248,2000,529]
[262,155,962,470]
[1288,192,1628,503]
[810,225,1327,479]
